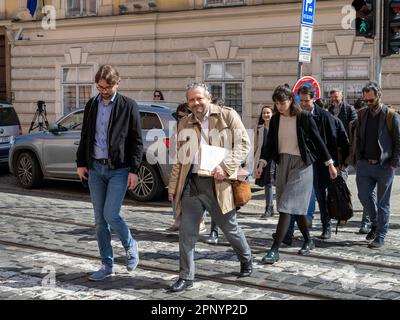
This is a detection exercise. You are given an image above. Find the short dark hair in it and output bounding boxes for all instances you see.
[272,84,300,116]
[362,81,381,96]
[177,102,190,114]
[95,65,120,85]
[298,85,315,99]
[315,98,328,110]
[354,98,366,110]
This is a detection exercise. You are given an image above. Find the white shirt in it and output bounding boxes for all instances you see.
[192,109,210,173]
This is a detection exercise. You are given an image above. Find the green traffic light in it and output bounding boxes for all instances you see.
[360,19,367,33]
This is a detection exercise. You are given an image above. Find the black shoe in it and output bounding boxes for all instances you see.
[366,226,377,241]
[260,205,274,219]
[368,238,384,249]
[239,260,253,277]
[169,278,193,292]
[298,239,315,255]
[320,228,331,240]
[260,212,268,219]
[261,250,279,264]
[205,231,219,245]
[359,223,370,234]
[272,232,293,246]
[267,205,275,217]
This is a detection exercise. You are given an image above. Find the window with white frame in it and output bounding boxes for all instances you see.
[322,58,370,106]
[205,0,245,7]
[66,0,98,17]
[62,66,94,115]
[204,62,244,116]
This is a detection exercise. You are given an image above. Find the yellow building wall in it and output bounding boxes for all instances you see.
[5,0,19,18]
[157,0,190,11]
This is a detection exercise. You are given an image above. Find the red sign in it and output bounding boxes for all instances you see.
[293,76,321,104]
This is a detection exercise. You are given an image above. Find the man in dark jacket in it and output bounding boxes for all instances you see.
[328,88,357,135]
[356,81,400,248]
[76,65,143,281]
[299,85,350,240]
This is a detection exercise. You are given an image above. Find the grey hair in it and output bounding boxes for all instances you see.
[362,81,381,96]
[329,88,343,95]
[185,82,211,98]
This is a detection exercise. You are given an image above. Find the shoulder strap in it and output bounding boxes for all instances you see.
[386,106,395,134]
[357,107,368,122]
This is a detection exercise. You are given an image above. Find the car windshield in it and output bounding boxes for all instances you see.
[57,111,84,130]
[0,107,20,126]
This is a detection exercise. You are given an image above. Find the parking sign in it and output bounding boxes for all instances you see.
[301,0,316,26]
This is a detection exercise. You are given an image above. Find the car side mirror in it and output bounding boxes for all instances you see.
[48,124,67,133]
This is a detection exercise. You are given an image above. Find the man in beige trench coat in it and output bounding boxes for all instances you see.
[168,82,253,292]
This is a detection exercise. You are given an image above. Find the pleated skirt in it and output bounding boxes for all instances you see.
[275,153,313,215]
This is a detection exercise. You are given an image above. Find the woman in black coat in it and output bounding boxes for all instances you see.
[255,85,337,264]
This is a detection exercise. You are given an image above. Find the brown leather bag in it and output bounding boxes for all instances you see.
[232,180,252,207]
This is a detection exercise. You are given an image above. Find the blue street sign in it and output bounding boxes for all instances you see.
[301,0,316,26]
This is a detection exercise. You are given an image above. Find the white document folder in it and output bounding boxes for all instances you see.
[197,144,230,177]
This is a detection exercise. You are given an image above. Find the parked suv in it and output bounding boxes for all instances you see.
[0,102,22,165]
[8,101,178,201]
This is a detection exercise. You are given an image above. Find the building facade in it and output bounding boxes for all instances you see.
[0,0,399,132]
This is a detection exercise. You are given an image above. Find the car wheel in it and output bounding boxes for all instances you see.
[15,152,43,188]
[128,161,164,201]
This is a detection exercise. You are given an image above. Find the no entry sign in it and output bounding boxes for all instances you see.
[293,76,321,104]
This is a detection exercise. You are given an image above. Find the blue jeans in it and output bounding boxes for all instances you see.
[287,189,315,239]
[356,160,394,241]
[88,161,135,269]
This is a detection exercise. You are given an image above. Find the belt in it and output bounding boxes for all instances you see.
[93,158,109,165]
[368,160,379,165]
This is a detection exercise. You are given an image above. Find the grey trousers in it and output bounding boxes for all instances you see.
[179,175,252,280]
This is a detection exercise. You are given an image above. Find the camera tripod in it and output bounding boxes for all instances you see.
[29,100,49,133]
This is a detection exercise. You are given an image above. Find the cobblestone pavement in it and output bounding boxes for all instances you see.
[1,168,400,302]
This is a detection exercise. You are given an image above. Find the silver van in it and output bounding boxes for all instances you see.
[0,102,22,164]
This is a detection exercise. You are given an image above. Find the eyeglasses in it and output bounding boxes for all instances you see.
[96,84,115,92]
[154,95,161,98]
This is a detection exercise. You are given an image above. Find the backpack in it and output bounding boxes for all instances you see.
[327,174,353,234]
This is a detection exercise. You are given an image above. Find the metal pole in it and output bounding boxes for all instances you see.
[297,62,303,80]
[374,0,382,86]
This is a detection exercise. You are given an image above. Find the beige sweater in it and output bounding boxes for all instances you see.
[278,115,301,156]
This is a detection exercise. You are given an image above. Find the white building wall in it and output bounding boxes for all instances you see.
[7,0,400,132]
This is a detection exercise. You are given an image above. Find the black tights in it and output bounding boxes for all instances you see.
[270,212,310,252]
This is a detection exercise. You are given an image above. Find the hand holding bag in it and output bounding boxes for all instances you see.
[232,168,252,207]
[232,180,252,207]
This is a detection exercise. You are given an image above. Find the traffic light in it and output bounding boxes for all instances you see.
[351,0,375,38]
[382,0,400,57]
